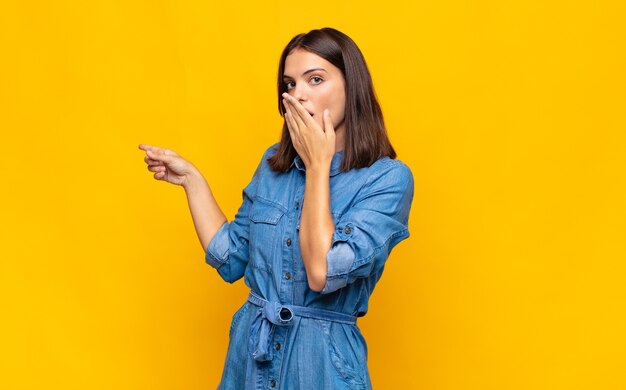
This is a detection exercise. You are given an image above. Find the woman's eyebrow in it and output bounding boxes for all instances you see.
[283,68,327,79]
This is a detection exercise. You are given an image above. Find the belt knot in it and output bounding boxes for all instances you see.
[246,291,357,362]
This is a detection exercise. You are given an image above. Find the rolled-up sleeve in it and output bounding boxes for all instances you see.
[320,161,414,294]
[205,152,264,283]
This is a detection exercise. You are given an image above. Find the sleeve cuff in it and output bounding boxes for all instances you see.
[320,224,356,294]
[205,221,230,269]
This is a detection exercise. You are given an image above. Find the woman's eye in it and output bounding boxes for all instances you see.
[311,76,323,84]
[285,81,295,90]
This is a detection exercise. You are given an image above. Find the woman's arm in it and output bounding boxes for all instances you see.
[280,93,338,292]
[139,144,227,252]
[299,165,335,292]
[183,169,228,252]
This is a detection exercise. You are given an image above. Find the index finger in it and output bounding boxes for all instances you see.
[282,94,316,126]
[138,144,162,153]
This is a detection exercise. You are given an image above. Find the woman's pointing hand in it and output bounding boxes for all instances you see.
[138,144,198,187]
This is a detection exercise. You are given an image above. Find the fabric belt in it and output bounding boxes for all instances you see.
[246,291,357,362]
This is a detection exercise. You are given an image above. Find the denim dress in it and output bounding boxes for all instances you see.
[205,143,414,389]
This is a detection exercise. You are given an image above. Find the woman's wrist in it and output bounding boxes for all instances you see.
[182,167,206,192]
[306,160,332,176]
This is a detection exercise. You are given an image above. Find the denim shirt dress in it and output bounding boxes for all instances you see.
[205,142,414,389]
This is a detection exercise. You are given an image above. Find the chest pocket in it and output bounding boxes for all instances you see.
[248,198,287,272]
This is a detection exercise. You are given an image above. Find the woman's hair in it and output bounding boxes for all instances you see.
[268,27,397,172]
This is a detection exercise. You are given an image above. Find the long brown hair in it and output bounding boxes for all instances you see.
[268,27,397,172]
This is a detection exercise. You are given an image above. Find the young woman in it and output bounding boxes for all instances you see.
[139,27,414,390]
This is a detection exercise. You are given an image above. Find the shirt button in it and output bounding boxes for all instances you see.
[345,226,351,234]
[285,272,291,280]
[286,238,292,246]
[275,342,281,350]
[295,202,299,210]
[269,379,277,387]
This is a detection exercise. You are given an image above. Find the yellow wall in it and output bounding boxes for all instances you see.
[1,1,624,389]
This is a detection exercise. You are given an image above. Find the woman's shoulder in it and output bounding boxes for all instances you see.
[252,143,291,181]
[260,142,281,162]
[250,143,280,170]
[362,155,413,182]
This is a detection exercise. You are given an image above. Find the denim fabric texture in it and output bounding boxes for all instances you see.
[206,143,414,389]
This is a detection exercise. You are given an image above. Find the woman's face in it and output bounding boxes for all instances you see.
[283,48,346,133]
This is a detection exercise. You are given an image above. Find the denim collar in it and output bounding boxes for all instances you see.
[290,150,345,177]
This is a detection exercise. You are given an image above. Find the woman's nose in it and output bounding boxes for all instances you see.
[292,84,307,102]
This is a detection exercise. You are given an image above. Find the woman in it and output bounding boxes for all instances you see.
[139,27,414,389]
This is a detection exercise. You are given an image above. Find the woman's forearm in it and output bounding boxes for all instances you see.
[299,166,335,292]
[183,168,228,252]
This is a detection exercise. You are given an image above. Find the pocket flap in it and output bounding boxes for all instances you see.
[249,199,286,225]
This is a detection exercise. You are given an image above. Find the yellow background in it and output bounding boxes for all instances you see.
[1,0,625,389]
